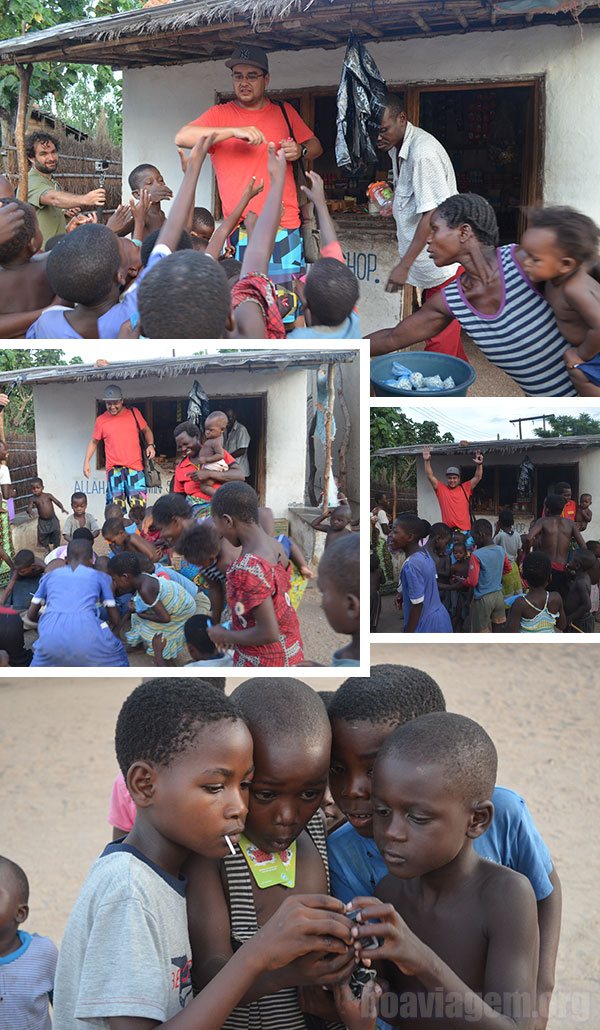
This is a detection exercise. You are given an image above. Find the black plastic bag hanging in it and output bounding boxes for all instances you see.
[187,379,210,431]
[335,33,388,174]
[517,455,535,496]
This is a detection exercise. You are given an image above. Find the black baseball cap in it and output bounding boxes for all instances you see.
[225,44,269,74]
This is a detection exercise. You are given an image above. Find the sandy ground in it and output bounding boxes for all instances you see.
[1,644,598,1026]
[22,577,345,667]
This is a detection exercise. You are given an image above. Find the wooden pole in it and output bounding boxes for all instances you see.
[322,363,335,511]
[336,364,350,495]
[15,64,32,202]
[392,456,398,521]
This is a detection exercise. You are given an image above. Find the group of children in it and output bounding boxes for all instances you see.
[2,663,561,1028]
[0,130,360,341]
[373,481,599,633]
[0,477,360,667]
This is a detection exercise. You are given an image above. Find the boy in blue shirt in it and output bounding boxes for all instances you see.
[467,518,512,631]
[327,665,561,1030]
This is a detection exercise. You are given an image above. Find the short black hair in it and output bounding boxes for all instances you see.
[67,538,93,562]
[72,527,94,542]
[318,533,359,598]
[378,712,497,805]
[554,481,571,493]
[138,251,231,338]
[115,678,242,777]
[151,492,192,526]
[140,228,193,267]
[580,493,592,501]
[436,193,499,248]
[305,258,359,327]
[0,855,29,904]
[192,206,215,231]
[0,199,38,263]
[14,549,35,569]
[108,552,141,577]
[429,522,452,540]
[498,509,514,528]
[25,131,58,159]
[184,614,217,656]
[522,550,551,587]
[394,513,425,541]
[572,547,596,572]
[220,257,242,280]
[47,223,120,305]
[233,677,330,749]
[383,93,405,119]
[128,163,159,192]
[71,492,87,505]
[529,206,600,266]
[45,234,66,252]
[211,481,259,525]
[174,420,200,439]
[473,518,493,539]
[545,494,565,517]
[103,517,125,539]
[31,477,43,487]
[329,664,446,726]
[178,520,220,565]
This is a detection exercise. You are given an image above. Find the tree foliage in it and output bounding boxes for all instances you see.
[534,413,600,438]
[0,0,137,146]
[371,409,454,490]
[0,348,83,434]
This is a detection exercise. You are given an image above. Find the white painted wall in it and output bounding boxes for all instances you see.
[123,23,600,331]
[32,368,308,522]
[416,446,600,536]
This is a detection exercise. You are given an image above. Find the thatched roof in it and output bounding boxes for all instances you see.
[0,350,356,386]
[1,0,599,68]
[373,435,600,458]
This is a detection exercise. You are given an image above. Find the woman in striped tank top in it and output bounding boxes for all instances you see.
[370,193,575,397]
[184,679,373,1030]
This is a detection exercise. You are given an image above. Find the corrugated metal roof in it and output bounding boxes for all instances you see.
[0,350,356,386]
[373,435,600,457]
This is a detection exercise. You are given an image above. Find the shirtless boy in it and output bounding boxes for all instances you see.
[351,712,539,1028]
[527,493,586,601]
[27,477,67,551]
[519,206,600,396]
[311,503,353,549]
[565,548,595,632]
[196,411,229,496]
[0,198,54,338]
[575,492,593,532]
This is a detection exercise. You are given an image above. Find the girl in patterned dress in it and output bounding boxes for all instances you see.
[208,482,304,667]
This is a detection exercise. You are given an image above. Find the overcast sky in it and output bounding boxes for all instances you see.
[385,400,600,441]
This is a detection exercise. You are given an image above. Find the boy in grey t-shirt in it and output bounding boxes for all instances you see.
[0,855,58,1030]
[52,677,356,1030]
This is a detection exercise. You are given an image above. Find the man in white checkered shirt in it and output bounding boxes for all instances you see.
[377,94,466,361]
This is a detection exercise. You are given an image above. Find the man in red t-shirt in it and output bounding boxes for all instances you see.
[175,44,322,310]
[422,444,484,532]
[83,384,155,512]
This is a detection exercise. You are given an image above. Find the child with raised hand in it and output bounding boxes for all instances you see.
[52,677,355,1030]
[207,481,305,666]
[259,505,313,609]
[27,477,67,552]
[391,513,452,633]
[326,666,562,1028]
[108,551,196,661]
[62,491,100,541]
[184,677,358,1030]
[504,551,565,633]
[350,713,539,1029]
[128,162,173,233]
[0,198,55,339]
[318,534,360,666]
[565,547,595,632]
[0,855,58,1029]
[519,206,600,396]
[27,538,128,667]
[288,170,361,339]
[311,502,353,549]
